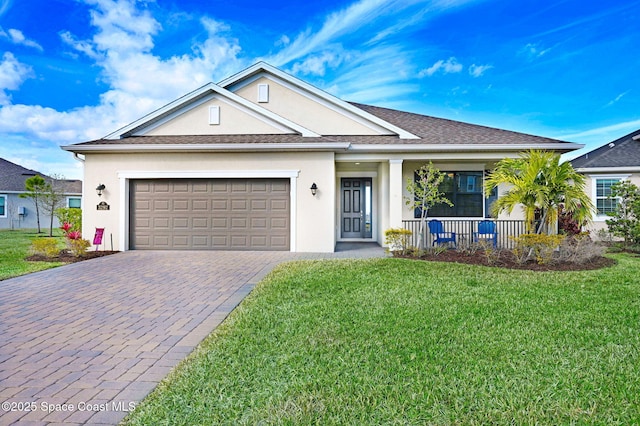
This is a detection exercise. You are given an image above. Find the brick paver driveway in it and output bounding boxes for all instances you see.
[0,245,385,425]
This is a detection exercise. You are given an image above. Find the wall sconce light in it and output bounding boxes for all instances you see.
[310,183,318,196]
[96,183,106,197]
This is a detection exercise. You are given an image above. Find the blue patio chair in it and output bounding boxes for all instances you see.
[428,219,456,247]
[473,220,498,248]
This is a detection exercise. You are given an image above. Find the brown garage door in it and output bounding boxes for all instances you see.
[130,178,290,250]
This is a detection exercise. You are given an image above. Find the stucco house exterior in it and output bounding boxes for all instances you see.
[570,128,640,236]
[62,62,582,252]
[0,158,83,230]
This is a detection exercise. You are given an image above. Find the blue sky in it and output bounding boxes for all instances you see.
[1,0,639,179]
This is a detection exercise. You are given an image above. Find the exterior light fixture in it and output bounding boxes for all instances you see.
[96,184,106,197]
[310,183,318,196]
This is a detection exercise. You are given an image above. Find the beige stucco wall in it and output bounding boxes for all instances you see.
[233,77,389,136]
[583,172,640,238]
[144,97,291,136]
[82,151,336,252]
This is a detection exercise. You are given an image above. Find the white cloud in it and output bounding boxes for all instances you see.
[520,42,551,61]
[468,63,493,77]
[0,52,34,104]
[291,50,348,76]
[560,119,640,140]
[605,91,628,107]
[0,27,43,51]
[0,0,245,145]
[418,57,462,77]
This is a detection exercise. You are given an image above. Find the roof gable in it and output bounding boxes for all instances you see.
[571,128,640,169]
[219,62,420,139]
[105,82,320,139]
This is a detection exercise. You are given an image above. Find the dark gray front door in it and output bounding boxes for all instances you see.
[341,178,372,239]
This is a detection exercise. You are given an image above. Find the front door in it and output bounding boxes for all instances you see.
[341,178,372,239]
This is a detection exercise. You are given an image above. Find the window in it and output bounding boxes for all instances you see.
[0,195,5,217]
[415,171,484,218]
[595,178,622,215]
[67,197,81,209]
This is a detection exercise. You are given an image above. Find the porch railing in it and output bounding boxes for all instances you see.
[401,219,527,250]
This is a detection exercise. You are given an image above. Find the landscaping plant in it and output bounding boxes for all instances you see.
[383,228,413,256]
[405,162,453,249]
[485,150,592,234]
[605,180,640,247]
[60,222,91,257]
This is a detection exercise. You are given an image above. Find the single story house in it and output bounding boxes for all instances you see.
[570,128,640,236]
[0,158,83,230]
[62,62,581,252]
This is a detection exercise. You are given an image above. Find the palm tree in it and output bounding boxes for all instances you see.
[485,150,593,234]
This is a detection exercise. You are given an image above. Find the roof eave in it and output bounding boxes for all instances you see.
[61,142,352,154]
[576,166,640,173]
[348,142,583,153]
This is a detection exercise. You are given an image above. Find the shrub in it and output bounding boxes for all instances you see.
[510,234,565,265]
[558,206,582,236]
[55,208,82,232]
[605,181,640,247]
[30,238,60,258]
[478,241,500,265]
[557,233,606,264]
[68,238,91,257]
[384,228,413,256]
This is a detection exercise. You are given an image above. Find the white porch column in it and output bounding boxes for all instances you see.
[388,159,404,229]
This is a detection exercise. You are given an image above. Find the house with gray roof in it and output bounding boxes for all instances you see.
[0,158,82,230]
[571,128,640,236]
[62,62,582,252]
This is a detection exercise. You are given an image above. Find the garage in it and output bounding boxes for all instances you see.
[129,178,290,250]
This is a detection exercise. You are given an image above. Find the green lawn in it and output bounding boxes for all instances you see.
[124,255,640,425]
[0,229,64,281]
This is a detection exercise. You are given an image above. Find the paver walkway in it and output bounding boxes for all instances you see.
[0,244,385,425]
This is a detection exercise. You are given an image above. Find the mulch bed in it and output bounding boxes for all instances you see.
[27,250,120,264]
[395,250,617,271]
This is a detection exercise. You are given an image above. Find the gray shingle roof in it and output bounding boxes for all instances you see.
[570,129,640,169]
[0,158,82,194]
[67,102,578,151]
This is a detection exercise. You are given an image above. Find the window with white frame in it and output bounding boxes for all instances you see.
[593,177,624,216]
[67,197,81,209]
[0,195,6,217]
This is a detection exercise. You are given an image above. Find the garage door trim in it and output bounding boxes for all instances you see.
[118,170,300,251]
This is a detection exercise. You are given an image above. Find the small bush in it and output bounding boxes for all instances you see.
[456,242,481,256]
[68,238,91,257]
[557,234,605,264]
[478,241,500,265]
[511,234,565,265]
[30,238,60,258]
[384,228,413,256]
[55,208,82,232]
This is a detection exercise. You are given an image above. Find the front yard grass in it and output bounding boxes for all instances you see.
[0,229,64,281]
[125,255,640,425]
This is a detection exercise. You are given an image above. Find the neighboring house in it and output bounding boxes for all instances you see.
[62,62,582,252]
[0,158,83,230]
[570,128,640,236]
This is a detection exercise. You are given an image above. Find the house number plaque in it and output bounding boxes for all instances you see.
[97,201,110,211]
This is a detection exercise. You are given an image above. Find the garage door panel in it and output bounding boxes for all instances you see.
[212,218,227,229]
[231,199,247,210]
[153,217,170,228]
[173,199,189,210]
[190,217,208,229]
[130,178,289,250]
[193,200,209,210]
